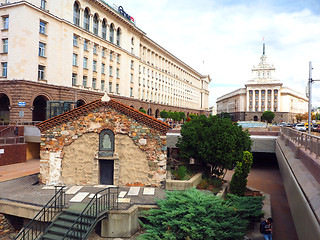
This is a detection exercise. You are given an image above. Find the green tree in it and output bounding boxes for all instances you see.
[177,115,252,178]
[160,110,168,119]
[179,111,186,121]
[229,151,253,196]
[262,111,275,123]
[139,189,263,240]
[189,113,197,119]
[167,111,174,119]
[139,109,146,114]
[217,112,231,119]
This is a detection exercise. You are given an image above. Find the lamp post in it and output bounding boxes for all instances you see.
[308,61,320,134]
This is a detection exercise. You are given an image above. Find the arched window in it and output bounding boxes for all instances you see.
[102,19,107,40]
[73,2,80,26]
[99,129,115,156]
[116,28,121,46]
[83,8,90,31]
[93,14,99,35]
[109,24,114,43]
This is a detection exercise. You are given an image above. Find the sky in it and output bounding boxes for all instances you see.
[107,0,320,108]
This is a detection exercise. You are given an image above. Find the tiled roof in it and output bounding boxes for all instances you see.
[36,98,171,133]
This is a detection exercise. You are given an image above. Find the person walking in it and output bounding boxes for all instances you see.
[260,217,273,240]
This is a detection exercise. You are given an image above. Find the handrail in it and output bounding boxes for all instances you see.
[62,187,118,240]
[14,186,66,240]
[280,127,320,158]
[0,126,14,137]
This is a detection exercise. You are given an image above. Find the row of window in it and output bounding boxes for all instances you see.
[73,2,123,47]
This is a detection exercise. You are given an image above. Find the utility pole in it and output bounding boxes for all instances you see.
[308,61,320,134]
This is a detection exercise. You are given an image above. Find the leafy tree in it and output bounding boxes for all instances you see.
[177,115,252,178]
[172,111,181,122]
[139,189,263,240]
[167,111,174,119]
[262,111,275,123]
[189,113,197,119]
[160,110,168,119]
[179,111,186,121]
[230,151,253,196]
[295,113,303,122]
[217,112,231,119]
[139,109,146,114]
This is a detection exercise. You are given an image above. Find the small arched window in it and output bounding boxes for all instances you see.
[102,19,107,40]
[99,129,115,156]
[109,24,114,43]
[116,28,121,46]
[93,14,99,35]
[73,2,80,26]
[84,8,90,31]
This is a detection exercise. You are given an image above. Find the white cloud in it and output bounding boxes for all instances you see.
[110,0,320,107]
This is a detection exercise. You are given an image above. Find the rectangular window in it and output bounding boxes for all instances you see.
[101,80,105,91]
[93,44,97,54]
[72,73,77,86]
[102,48,105,57]
[116,68,119,78]
[38,65,45,79]
[109,66,112,76]
[3,16,9,29]
[41,0,46,9]
[39,21,46,34]
[93,60,97,71]
[110,51,113,61]
[83,76,87,87]
[72,53,77,66]
[101,63,105,74]
[131,47,134,54]
[109,82,112,92]
[73,35,78,46]
[83,57,88,69]
[117,54,120,63]
[39,42,45,57]
[84,40,88,51]
[130,87,133,97]
[2,62,7,77]
[130,73,133,83]
[92,78,96,89]
[2,39,8,53]
[116,84,119,94]
[131,60,134,69]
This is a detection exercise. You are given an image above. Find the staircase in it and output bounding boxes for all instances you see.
[40,187,119,240]
[40,207,95,240]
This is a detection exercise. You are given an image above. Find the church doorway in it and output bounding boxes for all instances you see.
[254,115,258,121]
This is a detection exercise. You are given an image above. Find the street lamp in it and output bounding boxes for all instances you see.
[308,61,320,134]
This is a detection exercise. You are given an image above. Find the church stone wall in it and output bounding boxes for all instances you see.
[39,106,167,187]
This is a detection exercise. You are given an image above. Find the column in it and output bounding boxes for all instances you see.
[253,90,256,111]
[80,8,84,28]
[271,89,274,112]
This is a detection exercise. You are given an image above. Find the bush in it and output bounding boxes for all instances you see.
[229,151,253,196]
[139,189,264,240]
[176,165,187,180]
[139,109,146,114]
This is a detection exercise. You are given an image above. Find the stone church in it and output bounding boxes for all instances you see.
[37,95,170,187]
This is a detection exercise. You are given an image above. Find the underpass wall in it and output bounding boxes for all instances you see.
[276,138,320,240]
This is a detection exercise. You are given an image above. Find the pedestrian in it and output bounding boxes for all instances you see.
[260,217,273,240]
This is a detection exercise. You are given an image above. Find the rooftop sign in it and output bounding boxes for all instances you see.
[118,6,135,24]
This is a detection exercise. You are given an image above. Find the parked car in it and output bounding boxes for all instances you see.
[317,125,320,133]
[312,124,319,132]
[295,123,306,132]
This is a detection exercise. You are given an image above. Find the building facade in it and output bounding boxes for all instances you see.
[0,0,210,123]
[217,44,308,123]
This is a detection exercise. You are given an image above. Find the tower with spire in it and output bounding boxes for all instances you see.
[248,42,278,83]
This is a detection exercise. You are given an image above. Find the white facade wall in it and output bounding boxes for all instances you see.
[0,0,210,111]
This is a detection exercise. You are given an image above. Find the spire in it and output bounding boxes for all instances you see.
[263,43,265,55]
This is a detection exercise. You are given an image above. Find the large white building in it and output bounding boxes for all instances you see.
[217,44,308,123]
[0,0,210,123]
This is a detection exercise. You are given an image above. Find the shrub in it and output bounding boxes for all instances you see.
[176,165,187,180]
[139,109,146,114]
[139,189,263,240]
[229,151,253,196]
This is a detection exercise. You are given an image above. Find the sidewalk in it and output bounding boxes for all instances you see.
[0,159,40,183]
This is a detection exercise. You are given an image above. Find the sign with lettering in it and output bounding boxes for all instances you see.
[118,6,135,23]
[0,149,4,154]
[18,102,26,107]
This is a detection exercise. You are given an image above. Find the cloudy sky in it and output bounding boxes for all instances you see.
[108,0,320,108]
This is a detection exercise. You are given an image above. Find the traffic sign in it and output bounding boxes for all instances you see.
[19,111,24,117]
[18,102,26,107]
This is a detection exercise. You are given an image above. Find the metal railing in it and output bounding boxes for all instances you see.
[281,127,320,159]
[0,126,14,137]
[0,136,25,145]
[15,186,66,240]
[0,121,42,126]
[62,187,118,240]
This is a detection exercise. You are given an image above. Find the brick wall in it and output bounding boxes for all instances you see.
[0,144,27,166]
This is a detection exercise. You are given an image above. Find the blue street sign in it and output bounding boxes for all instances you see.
[19,111,24,117]
[18,102,26,107]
